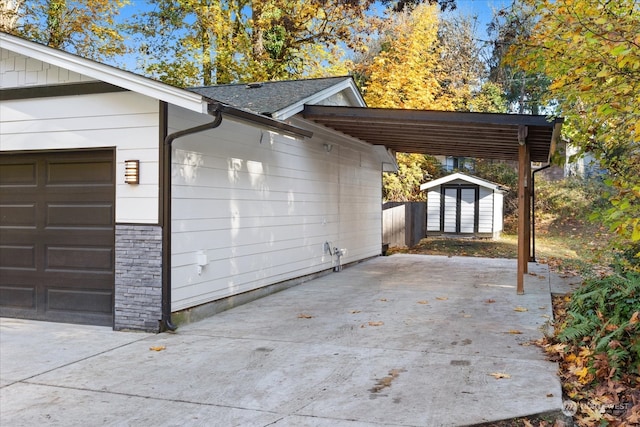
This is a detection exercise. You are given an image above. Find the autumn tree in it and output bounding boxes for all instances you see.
[356,4,489,201]
[357,4,449,110]
[383,153,443,202]
[126,0,375,87]
[487,0,550,114]
[436,14,486,111]
[1,0,129,62]
[510,0,640,269]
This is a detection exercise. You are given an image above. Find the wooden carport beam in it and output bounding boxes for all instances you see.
[517,125,531,294]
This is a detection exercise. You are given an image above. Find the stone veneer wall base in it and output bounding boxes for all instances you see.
[114,224,163,332]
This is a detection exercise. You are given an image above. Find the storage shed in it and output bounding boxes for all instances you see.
[420,173,506,239]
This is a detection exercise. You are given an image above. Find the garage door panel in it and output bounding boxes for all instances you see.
[0,203,37,227]
[0,244,36,269]
[47,160,113,185]
[0,285,36,309]
[46,246,113,271]
[47,288,112,313]
[46,203,114,227]
[0,150,114,326]
[0,162,37,186]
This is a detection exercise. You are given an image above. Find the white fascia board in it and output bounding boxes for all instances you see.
[271,78,366,120]
[0,33,209,114]
[420,172,504,192]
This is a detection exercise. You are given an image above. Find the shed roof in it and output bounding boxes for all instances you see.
[420,172,507,192]
[303,105,563,163]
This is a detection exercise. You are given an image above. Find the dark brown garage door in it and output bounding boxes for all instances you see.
[0,150,115,326]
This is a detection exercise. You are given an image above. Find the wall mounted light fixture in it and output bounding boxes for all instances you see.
[124,160,140,184]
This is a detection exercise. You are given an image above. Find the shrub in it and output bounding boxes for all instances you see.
[559,272,640,378]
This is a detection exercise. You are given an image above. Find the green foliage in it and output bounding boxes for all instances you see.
[126,0,365,86]
[474,160,518,215]
[510,0,640,270]
[468,82,508,113]
[559,272,640,376]
[383,153,443,202]
[1,0,129,63]
[487,0,550,114]
[535,176,609,222]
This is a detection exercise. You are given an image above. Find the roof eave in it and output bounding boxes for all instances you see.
[272,77,365,120]
[1,32,209,114]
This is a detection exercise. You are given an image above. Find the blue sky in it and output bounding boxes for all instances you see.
[116,0,512,73]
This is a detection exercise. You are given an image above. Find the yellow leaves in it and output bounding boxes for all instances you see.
[361,3,446,110]
[573,366,591,384]
[489,372,511,379]
[436,296,448,301]
[507,330,523,334]
[368,321,384,327]
[149,345,166,351]
[297,313,314,319]
[417,300,429,305]
[514,306,529,312]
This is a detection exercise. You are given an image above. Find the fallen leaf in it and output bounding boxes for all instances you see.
[462,314,472,318]
[630,311,639,324]
[350,310,361,314]
[297,313,314,319]
[417,300,429,304]
[538,306,547,310]
[379,298,388,302]
[514,306,529,312]
[489,372,511,379]
[436,297,448,301]
[507,330,523,334]
[368,321,384,327]
[546,393,554,397]
[485,299,496,303]
[149,346,166,351]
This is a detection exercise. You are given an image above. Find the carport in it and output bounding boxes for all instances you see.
[303,106,564,294]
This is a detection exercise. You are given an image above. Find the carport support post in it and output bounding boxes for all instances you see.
[517,126,531,294]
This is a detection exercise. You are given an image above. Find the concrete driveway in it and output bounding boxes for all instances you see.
[1,255,566,426]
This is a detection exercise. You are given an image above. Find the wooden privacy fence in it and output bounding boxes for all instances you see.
[382,202,426,248]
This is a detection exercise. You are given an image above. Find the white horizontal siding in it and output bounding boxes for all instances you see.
[426,189,441,231]
[494,192,504,232]
[0,49,96,88]
[0,91,160,223]
[478,187,494,233]
[169,105,382,311]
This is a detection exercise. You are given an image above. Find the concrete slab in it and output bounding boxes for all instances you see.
[0,255,564,426]
[0,318,152,385]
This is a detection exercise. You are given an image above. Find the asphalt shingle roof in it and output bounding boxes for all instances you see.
[188,76,352,116]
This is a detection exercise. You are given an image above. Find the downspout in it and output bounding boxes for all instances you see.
[530,163,551,262]
[161,103,223,332]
